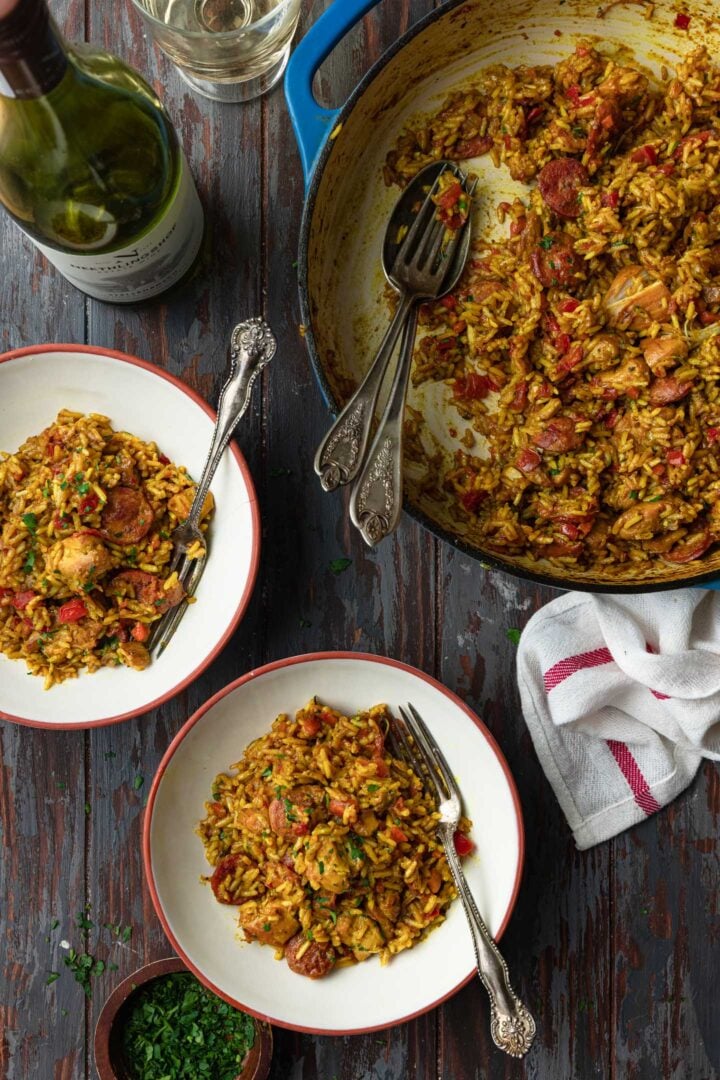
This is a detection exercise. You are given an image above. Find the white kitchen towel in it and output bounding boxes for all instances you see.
[516,589,720,849]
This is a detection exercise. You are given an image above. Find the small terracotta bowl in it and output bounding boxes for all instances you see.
[94,957,273,1080]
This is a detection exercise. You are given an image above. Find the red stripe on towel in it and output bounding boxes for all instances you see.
[606,739,662,816]
[543,647,614,692]
[645,642,670,700]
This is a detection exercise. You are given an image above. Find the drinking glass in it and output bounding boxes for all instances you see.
[129,0,302,103]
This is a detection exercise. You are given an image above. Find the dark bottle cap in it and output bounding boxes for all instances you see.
[0,0,68,99]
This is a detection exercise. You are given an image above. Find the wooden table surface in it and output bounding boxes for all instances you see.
[2,1,719,1077]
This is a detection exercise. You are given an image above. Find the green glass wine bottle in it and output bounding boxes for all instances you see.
[0,0,204,302]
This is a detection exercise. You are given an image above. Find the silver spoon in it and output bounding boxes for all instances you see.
[150,317,276,656]
[350,175,475,546]
[313,162,471,493]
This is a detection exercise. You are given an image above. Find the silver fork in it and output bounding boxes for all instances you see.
[390,703,536,1059]
[314,164,469,492]
[149,317,277,657]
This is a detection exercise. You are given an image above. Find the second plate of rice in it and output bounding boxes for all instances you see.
[144,652,523,1033]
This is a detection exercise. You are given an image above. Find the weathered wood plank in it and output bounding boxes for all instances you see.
[262,1,437,1077]
[436,565,613,1080]
[612,761,720,1080]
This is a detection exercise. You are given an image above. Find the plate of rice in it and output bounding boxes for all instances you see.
[143,652,524,1033]
[0,345,260,727]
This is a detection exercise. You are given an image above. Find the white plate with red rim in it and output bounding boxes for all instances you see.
[0,344,260,728]
[143,652,524,1034]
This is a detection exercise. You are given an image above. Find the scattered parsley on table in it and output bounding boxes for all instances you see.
[121,972,255,1080]
[506,628,521,646]
[329,557,352,576]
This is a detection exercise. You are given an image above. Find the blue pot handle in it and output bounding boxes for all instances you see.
[285,0,382,186]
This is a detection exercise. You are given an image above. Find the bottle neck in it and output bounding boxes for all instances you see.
[0,0,68,100]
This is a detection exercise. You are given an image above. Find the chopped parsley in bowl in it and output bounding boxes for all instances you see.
[94,958,272,1080]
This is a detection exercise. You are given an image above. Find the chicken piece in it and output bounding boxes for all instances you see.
[375,888,401,925]
[611,502,666,540]
[110,570,184,613]
[335,913,385,958]
[584,333,622,371]
[604,266,671,331]
[268,784,324,838]
[589,357,650,396]
[117,641,150,670]
[239,899,299,947]
[168,487,215,523]
[284,933,335,979]
[301,836,354,894]
[45,533,114,592]
[65,618,104,651]
[353,810,380,837]
[642,332,688,372]
[235,807,269,835]
[532,416,582,452]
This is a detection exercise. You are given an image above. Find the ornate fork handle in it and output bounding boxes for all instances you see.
[442,826,536,1058]
[349,305,418,544]
[186,317,276,527]
[313,292,414,491]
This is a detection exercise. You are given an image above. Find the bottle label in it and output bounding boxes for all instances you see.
[26,153,204,302]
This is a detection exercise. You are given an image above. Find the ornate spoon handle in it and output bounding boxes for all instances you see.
[313,292,414,491]
[186,317,276,527]
[442,829,536,1057]
[349,304,418,545]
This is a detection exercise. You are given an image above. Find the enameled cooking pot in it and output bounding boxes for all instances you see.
[285,0,720,592]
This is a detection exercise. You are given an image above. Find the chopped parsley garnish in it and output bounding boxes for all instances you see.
[46,971,60,985]
[506,628,521,646]
[347,835,364,861]
[63,948,104,997]
[329,557,352,576]
[22,512,38,533]
[318,860,325,874]
[76,911,94,934]
[260,766,273,779]
[283,797,297,822]
[133,775,144,791]
[120,972,255,1080]
[539,236,554,250]
[367,783,380,792]
[299,618,312,628]
[262,922,271,932]
[23,549,36,573]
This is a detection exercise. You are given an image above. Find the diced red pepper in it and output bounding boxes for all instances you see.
[605,409,620,429]
[12,590,35,610]
[510,381,529,411]
[566,84,582,107]
[560,299,579,313]
[674,12,690,29]
[440,294,457,310]
[657,163,675,176]
[699,310,720,326]
[374,759,389,778]
[437,337,456,353]
[131,621,150,642]
[626,386,640,400]
[631,144,658,166]
[453,832,475,857]
[509,217,526,237]
[57,598,87,624]
[452,320,467,334]
[158,452,170,465]
[461,489,487,513]
[557,344,584,374]
[78,492,99,515]
[707,427,720,443]
[666,449,686,466]
[53,513,71,530]
[525,105,544,125]
[390,826,408,844]
[503,134,512,150]
[454,373,496,400]
[652,463,665,476]
[559,521,580,540]
[555,333,572,356]
[516,448,541,473]
[436,181,462,210]
[601,191,620,209]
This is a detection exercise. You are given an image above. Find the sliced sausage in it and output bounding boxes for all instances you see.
[453,134,493,159]
[110,569,184,612]
[537,158,588,218]
[210,854,253,904]
[532,416,580,452]
[99,486,154,545]
[285,933,335,979]
[663,530,712,563]
[648,376,693,406]
[45,533,114,590]
[530,236,583,288]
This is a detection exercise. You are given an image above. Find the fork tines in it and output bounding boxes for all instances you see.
[390,703,457,807]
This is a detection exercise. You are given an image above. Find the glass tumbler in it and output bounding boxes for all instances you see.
[129,0,302,103]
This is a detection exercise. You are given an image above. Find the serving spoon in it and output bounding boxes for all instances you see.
[350,168,475,545]
[314,162,473,494]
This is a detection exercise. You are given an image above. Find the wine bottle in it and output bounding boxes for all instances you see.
[0,0,204,303]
